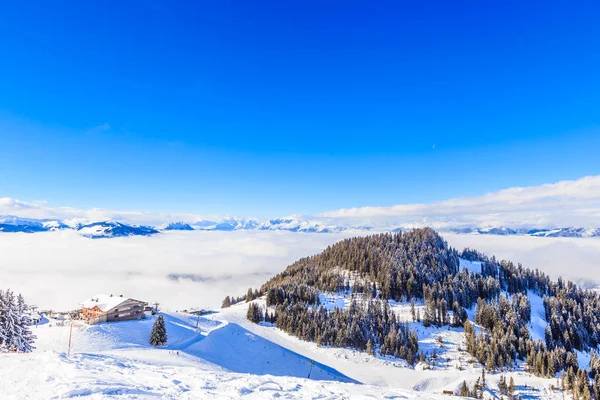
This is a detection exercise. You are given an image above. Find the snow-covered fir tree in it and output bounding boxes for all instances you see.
[149,315,168,346]
[0,289,36,352]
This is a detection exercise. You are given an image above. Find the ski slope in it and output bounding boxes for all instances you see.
[0,312,443,399]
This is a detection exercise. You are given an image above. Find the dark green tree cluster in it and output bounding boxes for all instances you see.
[590,351,600,381]
[265,285,320,307]
[246,288,261,302]
[525,343,578,377]
[246,303,263,323]
[269,297,419,364]
[562,367,593,399]
[465,294,580,376]
[543,282,600,352]
[221,294,247,308]
[457,377,484,398]
[497,375,515,398]
[465,248,600,354]
[261,229,462,302]
[593,378,600,400]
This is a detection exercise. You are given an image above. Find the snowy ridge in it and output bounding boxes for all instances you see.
[0,215,67,233]
[450,226,600,237]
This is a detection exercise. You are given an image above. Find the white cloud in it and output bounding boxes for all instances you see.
[0,198,224,226]
[318,175,600,229]
[1,175,600,229]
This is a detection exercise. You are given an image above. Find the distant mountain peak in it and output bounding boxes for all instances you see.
[159,222,194,231]
[0,213,598,238]
[77,221,159,238]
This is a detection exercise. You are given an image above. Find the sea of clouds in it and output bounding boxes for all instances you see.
[1,230,599,312]
[0,230,350,311]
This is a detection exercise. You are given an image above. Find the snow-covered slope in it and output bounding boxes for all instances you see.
[0,312,449,399]
[1,291,581,399]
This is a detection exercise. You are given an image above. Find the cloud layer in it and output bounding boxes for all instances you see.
[0,230,350,311]
[1,230,598,313]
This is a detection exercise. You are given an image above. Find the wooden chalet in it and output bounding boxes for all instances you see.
[81,294,147,325]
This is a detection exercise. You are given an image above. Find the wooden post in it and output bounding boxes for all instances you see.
[67,322,73,356]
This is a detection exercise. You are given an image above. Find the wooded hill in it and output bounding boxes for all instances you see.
[231,228,600,397]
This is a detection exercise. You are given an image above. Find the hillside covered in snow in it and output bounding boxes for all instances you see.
[1,310,457,399]
[0,305,573,400]
[233,228,600,398]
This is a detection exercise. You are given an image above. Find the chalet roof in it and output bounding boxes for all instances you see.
[80,294,143,312]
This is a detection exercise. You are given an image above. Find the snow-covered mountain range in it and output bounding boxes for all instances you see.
[0,215,598,238]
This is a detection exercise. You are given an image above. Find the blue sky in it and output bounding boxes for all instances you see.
[1,1,599,217]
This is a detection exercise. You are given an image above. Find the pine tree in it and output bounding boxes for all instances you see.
[501,378,506,395]
[566,366,575,391]
[473,377,482,398]
[481,368,486,388]
[366,339,375,356]
[509,376,515,398]
[486,352,495,372]
[246,303,263,323]
[149,315,168,346]
[459,380,469,396]
[222,296,231,308]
